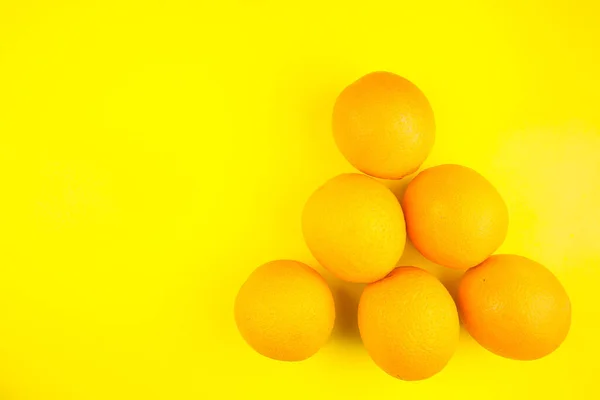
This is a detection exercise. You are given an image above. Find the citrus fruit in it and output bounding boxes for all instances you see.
[332,71,435,179]
[234,260,335,361]
[358,267,459,380]
[458,254,571,360]
[302,173,406,283]
[402,164,508,269]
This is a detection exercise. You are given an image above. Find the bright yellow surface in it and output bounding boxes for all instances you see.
[0,1,599,399]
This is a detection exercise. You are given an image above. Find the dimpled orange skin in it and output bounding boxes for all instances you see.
[302,174,406,283]
[358,267,459,381]
[234,260,335,362]
[458,254,571,361]
[332,71,435,180]
[402,164,509,269]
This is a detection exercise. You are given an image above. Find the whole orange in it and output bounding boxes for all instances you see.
[302,173,406,283]
[402,164,508,269]
[458,254,571,360]
[358,267,459,381]
[234,260,335,361]
[332,71,435,179]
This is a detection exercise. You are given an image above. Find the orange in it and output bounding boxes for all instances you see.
[402,164,508,269]
[332,71,435,179]
[302,173,406,283]
[358,267,459,381]
[234,260,335,361]
[458,254,571,360]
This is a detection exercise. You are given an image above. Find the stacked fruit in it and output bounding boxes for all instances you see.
[234,72,571,380]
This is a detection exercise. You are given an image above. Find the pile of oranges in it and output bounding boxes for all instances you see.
[234,72,571,381]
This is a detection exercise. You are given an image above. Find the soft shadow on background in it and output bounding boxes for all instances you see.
[384,173,415,205]
[325,274,365,345]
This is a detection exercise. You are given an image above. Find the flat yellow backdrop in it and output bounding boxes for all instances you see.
[1,1,599,399]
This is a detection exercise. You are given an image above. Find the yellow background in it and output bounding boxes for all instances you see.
[1,1,599,399]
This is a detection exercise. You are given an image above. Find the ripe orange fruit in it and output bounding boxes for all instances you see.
[332,71,435,179]
[302,173,406,283]
[358,267,459,380]
[458,254,571,360]
[234,260,335,361]
[402,164,508,269]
